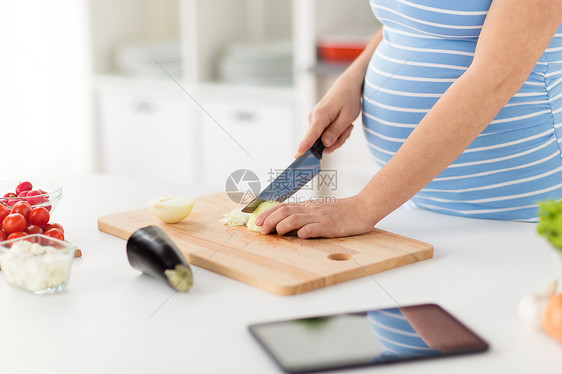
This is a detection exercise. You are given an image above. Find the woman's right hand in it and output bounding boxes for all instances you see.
[294,74,364,158]
[295,29,383,158]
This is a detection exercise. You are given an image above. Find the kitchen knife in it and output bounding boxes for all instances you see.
[241,138,325,213]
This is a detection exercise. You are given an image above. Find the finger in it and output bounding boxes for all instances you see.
[260,205,303,234]
[295,115,328,158]
[324,124,353,154]
[297,223,328,239]
[275,214,317,236]
[255,203,286,226]
[321,112,356,149]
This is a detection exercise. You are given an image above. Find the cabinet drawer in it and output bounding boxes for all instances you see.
[97,93,196,184]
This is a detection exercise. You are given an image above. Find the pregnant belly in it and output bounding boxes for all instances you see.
[363,37,553,159]
[361,37,562,220]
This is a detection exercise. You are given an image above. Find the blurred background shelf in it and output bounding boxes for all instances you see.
[90,0,381,195]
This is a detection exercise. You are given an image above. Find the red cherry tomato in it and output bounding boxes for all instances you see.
[2,213,27,234]
[44,223,64,233]
[29,207,50,227]
[15,181,33,195]
[1,194,12,206]
[7,231,27,240]
[18,190,30,199]
[12,201,32,221]
[0,206,10,228]
[25,225,43,235]
[0,230,6,241]
[44,228,64,241]
[26,190,45,206]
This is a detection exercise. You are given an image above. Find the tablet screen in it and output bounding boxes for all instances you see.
[249,304,488,373]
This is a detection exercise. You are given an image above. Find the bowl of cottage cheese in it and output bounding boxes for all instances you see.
[0,234,75,294]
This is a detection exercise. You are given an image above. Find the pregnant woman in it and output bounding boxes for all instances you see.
[257,0,562,238]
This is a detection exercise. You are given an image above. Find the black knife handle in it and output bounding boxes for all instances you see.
[310,138,325,159]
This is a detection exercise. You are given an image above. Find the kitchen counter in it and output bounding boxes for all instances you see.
[0,173,560,374]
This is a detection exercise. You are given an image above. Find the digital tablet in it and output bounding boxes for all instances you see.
[249,303,489,373]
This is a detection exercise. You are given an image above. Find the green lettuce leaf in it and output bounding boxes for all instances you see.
[537,200,562,251]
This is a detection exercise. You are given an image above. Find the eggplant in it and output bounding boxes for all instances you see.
[126,225,193,292]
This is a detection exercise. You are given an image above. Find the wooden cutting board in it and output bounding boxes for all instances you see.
[97,193,433,295]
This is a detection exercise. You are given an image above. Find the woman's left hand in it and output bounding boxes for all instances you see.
[255,195,377,239]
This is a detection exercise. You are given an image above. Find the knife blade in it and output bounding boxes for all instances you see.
[241,138,325,213]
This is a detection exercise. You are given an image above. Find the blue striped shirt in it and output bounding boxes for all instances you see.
[363,0,562,221]
[367,309,441,359]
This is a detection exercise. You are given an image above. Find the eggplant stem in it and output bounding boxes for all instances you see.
[164,264,193,292]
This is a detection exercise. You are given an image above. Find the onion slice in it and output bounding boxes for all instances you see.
[247,201,281,232]
[147,196,194,223]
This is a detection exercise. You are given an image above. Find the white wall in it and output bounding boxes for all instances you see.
[0,0,93,179]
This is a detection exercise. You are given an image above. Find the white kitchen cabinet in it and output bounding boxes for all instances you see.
[90,0,380,190]
[97,90,197,185]
[199,98,294,189]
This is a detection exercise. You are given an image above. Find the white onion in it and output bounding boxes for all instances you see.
[219,208,251,226]
[517,279,558,329]
[247,201,281,232]
[147,196,194,223]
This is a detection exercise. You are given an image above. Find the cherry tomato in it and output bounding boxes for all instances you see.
[3,193,16,206]
[0,206,10,228]
[0,230,6,241]
[44,223,64,233]
[38,190,50,203]
[15,181,33,195]
[2,213,27,234]
[18,190,30,198]
[29,207,50,227]
[12,201,32,221]
[26,190,45,206]
[1,193,14,206]
[7,232,27,240]
[44,228,64,241]
[25,225,43,235]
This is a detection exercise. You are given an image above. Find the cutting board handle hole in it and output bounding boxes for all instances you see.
[328,253,350,261]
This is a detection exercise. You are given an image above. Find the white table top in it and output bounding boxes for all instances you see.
[0,172,560,374]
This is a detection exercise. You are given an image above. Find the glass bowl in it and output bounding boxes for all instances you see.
[0,178,62,212]
[0,234,75,294]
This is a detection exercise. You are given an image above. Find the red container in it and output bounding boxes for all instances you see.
[317,32,370,63]
[317,41,367,63]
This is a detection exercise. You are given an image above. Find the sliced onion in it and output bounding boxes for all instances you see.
[247,201,281,232]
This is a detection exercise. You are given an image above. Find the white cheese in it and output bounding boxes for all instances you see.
[1,242,73,292]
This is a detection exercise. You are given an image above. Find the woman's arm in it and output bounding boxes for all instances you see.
[295,28,383,156]
[357,0,562,226]
[257,0,562,238]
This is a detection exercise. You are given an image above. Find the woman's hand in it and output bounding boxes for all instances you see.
[254,195,377,239]
[294,30,383,158]
[294,75,363,157]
